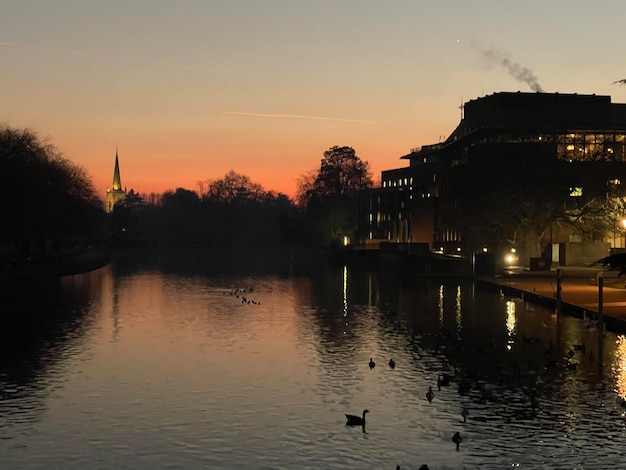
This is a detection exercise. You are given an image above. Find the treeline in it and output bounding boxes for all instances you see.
[0,124,374,263]
[110,146,374,250]
[109,176,300,249]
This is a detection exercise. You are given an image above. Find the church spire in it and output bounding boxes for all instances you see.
[112,147,122,191]
[106,147,127,213]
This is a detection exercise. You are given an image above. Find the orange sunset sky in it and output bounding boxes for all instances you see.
[3,1,626,201]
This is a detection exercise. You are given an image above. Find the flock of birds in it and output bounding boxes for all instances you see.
[223,287,260,305]
[221,282,610,467]
[345,319,596,469]
[345,357,468,469]
[349,356,464,439]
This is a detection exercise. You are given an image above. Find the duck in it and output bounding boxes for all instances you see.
[345,409,369,426]
[426,386,435,403]
[388,358,396,369]
[452,431,462,451]
[369,358,376,370]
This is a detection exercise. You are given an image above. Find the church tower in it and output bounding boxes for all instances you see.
[106,148,127,213]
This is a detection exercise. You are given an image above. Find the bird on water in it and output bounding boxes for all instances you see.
[452,431,462,451]
[369,358,376,370]
[426,386,435,403]
[345,409,369,426]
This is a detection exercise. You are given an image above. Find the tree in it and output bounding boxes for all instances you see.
[159,188,203,246]
[199,170,266,203]
[0,125,103,260]
[297,146,373,206]
[199,171,299,246]
[297,146,373,246]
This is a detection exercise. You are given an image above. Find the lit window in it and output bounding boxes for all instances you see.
[570,187,583,197]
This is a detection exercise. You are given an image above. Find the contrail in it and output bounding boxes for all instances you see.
[0,40,207,71]
[480,46,544,92]
[222,111,377,124]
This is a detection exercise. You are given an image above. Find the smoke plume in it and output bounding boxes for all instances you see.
[482,48,544,92]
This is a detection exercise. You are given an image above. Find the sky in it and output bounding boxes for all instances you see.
[3,0,626,201]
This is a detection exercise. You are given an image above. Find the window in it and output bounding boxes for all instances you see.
[569,187,583,197]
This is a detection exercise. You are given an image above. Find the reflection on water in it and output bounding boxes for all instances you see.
[0,257,625,469]
[614,336,626,399]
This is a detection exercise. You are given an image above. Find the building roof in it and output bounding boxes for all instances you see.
[403,91,626,160]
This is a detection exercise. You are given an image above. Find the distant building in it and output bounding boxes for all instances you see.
[357,91,626,263]
[105,149,127,213]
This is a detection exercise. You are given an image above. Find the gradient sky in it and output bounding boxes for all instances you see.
[3,0,626,200]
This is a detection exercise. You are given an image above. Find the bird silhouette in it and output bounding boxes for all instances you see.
[369,358,376,370]
[345,409,369,426]
[452,431,462,451]
[388,358,396,369]
[426,386,435,403]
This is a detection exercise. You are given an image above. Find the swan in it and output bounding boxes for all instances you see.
[345,409,369,426]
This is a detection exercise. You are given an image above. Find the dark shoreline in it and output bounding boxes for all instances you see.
[0,251,111,282]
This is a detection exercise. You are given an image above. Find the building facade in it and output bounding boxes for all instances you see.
[357,92,626,263]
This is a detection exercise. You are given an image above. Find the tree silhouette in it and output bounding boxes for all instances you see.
[297,146,373,246]
[199,170,265,203]
[297,146,373,206]
[0,125,102,261]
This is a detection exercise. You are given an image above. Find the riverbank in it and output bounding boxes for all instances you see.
[0,250,110,282]
[478,265,626,333]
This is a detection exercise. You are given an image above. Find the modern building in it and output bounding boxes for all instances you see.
[357,91,626,265]
[105,149,127,213]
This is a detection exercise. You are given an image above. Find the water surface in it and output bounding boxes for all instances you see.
[0,256,624,469]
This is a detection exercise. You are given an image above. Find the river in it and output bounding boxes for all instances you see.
[0,252,624,469]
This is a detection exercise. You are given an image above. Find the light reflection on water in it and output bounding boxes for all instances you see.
[0,258,625,469]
